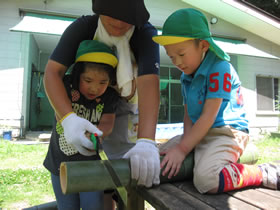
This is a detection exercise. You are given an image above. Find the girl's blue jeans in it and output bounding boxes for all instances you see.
[51,173,104,210]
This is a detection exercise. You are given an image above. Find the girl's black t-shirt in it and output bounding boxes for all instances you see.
[43,75,120,175]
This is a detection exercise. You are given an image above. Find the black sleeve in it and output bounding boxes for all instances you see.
[50,15,98,67]
[130,23,160,76]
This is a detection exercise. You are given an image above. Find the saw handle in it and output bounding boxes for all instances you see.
[89,133,100,151]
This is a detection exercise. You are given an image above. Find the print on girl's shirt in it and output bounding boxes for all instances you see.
[72,103,104,123]
[71,89,80,101]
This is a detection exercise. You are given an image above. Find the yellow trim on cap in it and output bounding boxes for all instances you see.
[76,52,118,68]
[152,36,194,46]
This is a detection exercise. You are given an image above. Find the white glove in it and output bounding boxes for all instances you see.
[61,112,103,156]
[123,138,160,187]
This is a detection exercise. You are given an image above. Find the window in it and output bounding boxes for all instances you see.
[256,76,280,111]
[159,66,184,123]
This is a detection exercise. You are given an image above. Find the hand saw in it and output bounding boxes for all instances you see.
[90,133,127,207]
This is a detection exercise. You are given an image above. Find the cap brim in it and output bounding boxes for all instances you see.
[76,52,118,68]
[152,35,194,46]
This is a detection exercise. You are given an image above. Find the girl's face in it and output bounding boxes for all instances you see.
[100,15,133,37]
[164,40,209,75]
[79,67,110,100]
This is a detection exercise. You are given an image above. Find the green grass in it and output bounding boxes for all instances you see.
[0,140,54,209]
[0,135,279,209]
[254,135,280,164]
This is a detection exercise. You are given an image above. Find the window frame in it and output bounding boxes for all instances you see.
[159,66,184,124]
[256,74,280,114]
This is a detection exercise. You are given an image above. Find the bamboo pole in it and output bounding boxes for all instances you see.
[60,144,259,195]
[60,152,194,194]
[238,143,259,164]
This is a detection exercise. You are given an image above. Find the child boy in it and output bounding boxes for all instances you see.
[153,8,279,193]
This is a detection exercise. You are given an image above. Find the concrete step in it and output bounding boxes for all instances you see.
[25,131,52,142]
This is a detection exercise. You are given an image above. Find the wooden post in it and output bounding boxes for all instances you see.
[126,187,144,210]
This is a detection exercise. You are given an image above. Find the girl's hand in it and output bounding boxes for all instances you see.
[160,144,187,179]
[61,113,103,156]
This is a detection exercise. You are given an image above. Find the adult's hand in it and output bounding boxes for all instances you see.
[123,138,160,187]
[61,112,103,156]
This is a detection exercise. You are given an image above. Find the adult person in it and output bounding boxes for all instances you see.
[43,0,161,192]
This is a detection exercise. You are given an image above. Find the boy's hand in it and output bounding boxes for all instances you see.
[123,138,160,187]
[160,144,186,179]
[61,112,103,156]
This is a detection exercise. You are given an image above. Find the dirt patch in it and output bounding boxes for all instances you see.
[8,201,30,209]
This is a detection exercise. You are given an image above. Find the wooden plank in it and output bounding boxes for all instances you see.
[173,182,260,210]
[134,181,280,210]
[255,187,280,199]
[227,187,280,209]
[135,183,215,210]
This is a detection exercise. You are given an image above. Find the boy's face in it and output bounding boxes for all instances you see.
[100,15,133,37]
[164,40,209,75]
[79,67,110,100]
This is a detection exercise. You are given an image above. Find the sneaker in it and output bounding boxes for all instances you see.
[258,163,280,190]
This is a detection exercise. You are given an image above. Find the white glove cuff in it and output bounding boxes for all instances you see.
[137,138,157,146]
[61,112,76,126]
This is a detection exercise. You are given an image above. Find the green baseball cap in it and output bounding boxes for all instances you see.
[75,40,118,68]
[153,8,230,61]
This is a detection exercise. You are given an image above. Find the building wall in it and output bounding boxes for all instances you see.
[0,1,41,133]
[207,10,280,58]
[0,1,22,70]
[237,55,280,135]
[0,1,25,135]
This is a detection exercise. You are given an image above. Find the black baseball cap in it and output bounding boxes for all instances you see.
[92,0,150,27]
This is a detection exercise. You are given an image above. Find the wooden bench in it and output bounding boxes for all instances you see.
[24,179,280,210]
[129,181,280,210]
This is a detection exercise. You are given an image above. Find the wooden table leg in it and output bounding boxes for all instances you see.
[125,187,144,210]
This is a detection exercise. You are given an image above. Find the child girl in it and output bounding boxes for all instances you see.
[43,40,120,209]
[153,8,279,194]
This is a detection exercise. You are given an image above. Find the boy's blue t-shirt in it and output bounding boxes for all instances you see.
[181,50,248,132]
